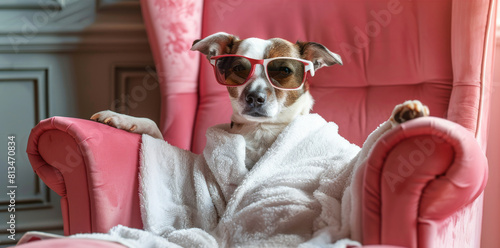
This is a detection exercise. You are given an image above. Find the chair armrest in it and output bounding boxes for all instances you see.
[26,117,143,235]
[361,117,487,248]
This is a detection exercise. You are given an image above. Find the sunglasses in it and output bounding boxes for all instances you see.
[209,55,315,90]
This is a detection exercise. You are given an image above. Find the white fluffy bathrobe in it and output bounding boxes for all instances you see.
[22,114,394,247]
[138,114,363,248]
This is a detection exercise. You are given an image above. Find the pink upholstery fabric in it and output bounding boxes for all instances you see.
[13,238,126,248]
[448,0,497,149]
[361,117,487,247]
[140,0,203,150]
[26,117,143,235]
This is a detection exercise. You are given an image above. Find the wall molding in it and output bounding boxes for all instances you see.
[0,0,64,10]
[97,0,141,10]
[0,67,64,246]
[0,69,52,210]
[0,69,48,125]
[112,64,160,124]
[0,0,148,53]
[0,23,150,53]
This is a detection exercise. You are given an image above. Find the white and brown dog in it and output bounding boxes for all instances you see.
[92,32,429,169]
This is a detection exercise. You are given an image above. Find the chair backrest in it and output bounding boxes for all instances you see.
[141,0,496,155]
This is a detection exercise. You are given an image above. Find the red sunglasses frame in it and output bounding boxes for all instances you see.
[209,54,315,90]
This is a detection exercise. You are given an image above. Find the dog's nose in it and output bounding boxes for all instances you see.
[245,92,266,107]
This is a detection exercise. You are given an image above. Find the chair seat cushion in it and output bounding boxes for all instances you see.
[14,238,126,248]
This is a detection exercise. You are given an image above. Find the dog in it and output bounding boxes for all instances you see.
[91,32,429,170]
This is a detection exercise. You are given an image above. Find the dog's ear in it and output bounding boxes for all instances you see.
[191,32,239,60]
[296,41,342,71]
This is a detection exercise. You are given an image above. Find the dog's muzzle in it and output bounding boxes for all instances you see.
[246,91,266,108]
[243,91,269,117]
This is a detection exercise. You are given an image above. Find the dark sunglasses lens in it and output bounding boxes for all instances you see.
[267,59,305,89]
[215,57,252,86]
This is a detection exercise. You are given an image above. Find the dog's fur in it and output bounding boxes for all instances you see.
[92,32,429,170]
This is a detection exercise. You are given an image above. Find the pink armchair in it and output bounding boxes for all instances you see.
[21,0,496,247]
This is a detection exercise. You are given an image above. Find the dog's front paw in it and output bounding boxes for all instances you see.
[390,100,429,126]
[91,110,163,139]
[90,110,138,132]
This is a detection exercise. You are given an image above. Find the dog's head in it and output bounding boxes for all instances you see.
[191,32,342,125]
